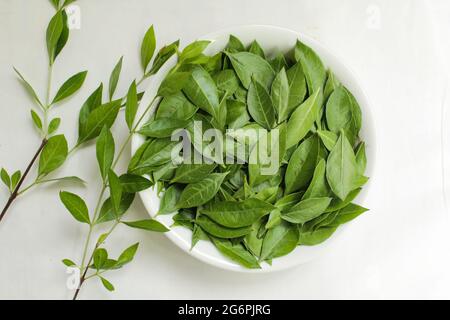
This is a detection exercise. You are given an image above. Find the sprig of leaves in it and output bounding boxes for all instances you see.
[60,25,177,299]
[1,1,87,223]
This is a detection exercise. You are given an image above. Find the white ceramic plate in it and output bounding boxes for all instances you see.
[131,25,376,273]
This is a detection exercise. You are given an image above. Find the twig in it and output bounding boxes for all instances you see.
[0,138,48,223]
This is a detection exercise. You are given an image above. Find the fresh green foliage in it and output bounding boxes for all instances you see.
[38,134,68,176]
[52,71,88,104]
[55,24,176,299]
[96,127,115,182]
[125,81,138,131]
[59,191,90,224]
[1,3,87,229]
[141,25,156,73]
[137,36,369,269]
[109,56,123,101]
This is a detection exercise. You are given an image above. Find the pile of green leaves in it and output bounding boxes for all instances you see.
[130,35,369,269]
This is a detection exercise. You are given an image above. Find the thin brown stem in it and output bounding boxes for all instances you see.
[0,138,47,223]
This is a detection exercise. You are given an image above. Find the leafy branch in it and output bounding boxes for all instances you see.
[1,1,88,223]
[59,25,178,300]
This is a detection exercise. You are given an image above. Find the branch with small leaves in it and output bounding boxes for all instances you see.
[59,25,179,300]
[0,1,88,223]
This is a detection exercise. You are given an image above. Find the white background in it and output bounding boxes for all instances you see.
[0,0,449,299]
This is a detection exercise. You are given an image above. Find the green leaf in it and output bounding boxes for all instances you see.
[138,117,189,138]
[78,100,121,144]
[62,259,76,267]
[59,191,90,224]
[260,222,299,261]
[38,135,68,176]
[226,99,250,129]
[302,159,330,199]
[177,172,228,208]
[148,40,179,75]
[116,243,139,267]
[50,0,60,9]
[326,132,358,200]
[108,56,123,101]
[125,81,138,131]
[1,168,11,190]
[141,25,156,73]
[157,185,182,215]
[200,198,274,228]
[271,68,289,124]
[96,127,115,181]
[294,40,326,93]
[298,227,336,246]
[247,78,275,129]
[78,83,103,140]
[317,130,338,151]
[97,193,135,224]
[47,118,61,135]
[108,169,122,215]
[248,40,265,58]
[119,174,152,193]
[226,52,275,89]
[196,215,252,238]
[100,277,115,292]
[286,90,320,148]
[13,67,44,108]
[325,86,356,142]
[245,218,265,256]
[157,71,191,97]
[213,70,240,96]
[285,62,307,121]
[285,135,319,194]
[52,71,88,104]
[93,248,108,270]
[54,10,69,60]
[327,203,369,227]
[203,52,223,73]
[183,66,219,118]
[30,110,43,131]
[156,92,198,121]
[274,192,303,212]
[180,40,211,63]
[326,188,361,213]
[191,224,208,249]
[46,11,64,63]
[123,219,170,232]
[171,163,217,184]
[226,35,245,53]
[346,88,362,135]
[10,171,21,191]
[355,142,367,175]
[282,197,332,224]
[265,209,282,229]
[129,139,180,173]
[211,237,260,269]
[38,176,85,185]
[247,122,286,185]
[269,52,287,73]
[324,70,340,101]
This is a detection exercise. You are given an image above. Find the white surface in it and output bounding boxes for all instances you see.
[0,0,449,299]
[132,25,377,272]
